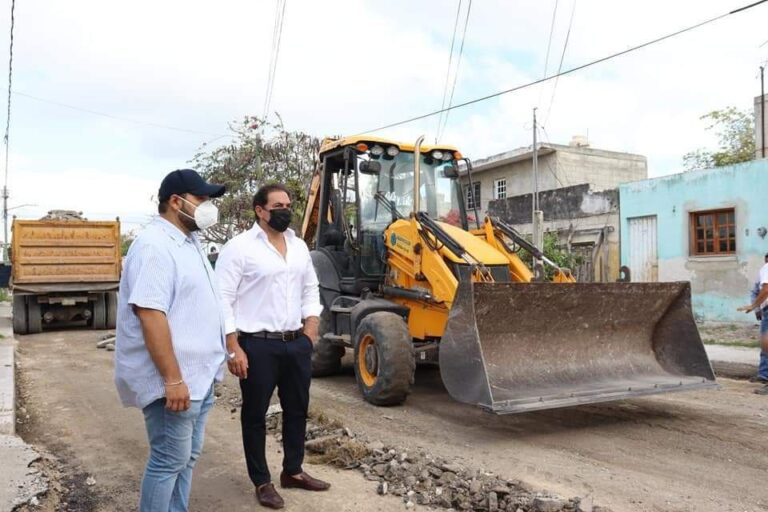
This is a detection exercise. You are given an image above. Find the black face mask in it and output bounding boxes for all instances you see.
[266,208,292,232]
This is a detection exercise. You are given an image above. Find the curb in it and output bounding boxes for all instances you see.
[0,342,13,435]
[711,360,757,380]
[0,301,14,435]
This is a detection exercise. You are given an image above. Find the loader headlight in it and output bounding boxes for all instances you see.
[370,144,384,157]
[441,152,453,161]
[386,146,400,157]
[431,150,444,160]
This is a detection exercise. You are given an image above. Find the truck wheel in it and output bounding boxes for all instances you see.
[12,295,28,334]
[26,297,42,334]
[312,308,345,377]
[105,292,118,330]
[353,312,415,406]
[92,294,107,330]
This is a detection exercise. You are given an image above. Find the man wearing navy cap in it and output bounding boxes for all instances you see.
[115,169,227,511]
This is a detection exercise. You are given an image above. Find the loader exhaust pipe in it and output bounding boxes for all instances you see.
[413,135,425,214]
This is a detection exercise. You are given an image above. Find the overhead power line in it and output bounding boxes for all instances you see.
[4,0,16,188]
[543,0,577,126]
[12,91,230,138]
[354,0,768,136]
[436,0,463,140]
[437,0,472,142]
[263,0,287,118]
[2,0,15,260]
[537,0,559,109]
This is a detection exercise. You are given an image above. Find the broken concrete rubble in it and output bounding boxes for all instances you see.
[259,407,605,512]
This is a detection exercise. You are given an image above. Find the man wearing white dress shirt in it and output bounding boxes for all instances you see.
[216,183,330,509]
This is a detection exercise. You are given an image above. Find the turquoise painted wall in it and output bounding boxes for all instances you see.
[619,160,768,323]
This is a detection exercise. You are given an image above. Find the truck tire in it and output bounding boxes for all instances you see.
[353,311,415,406]
[26,296,42,334]
[312,308,345,377]
[105,291,118,330]
[92,294,107,330]
[12,295,27,335]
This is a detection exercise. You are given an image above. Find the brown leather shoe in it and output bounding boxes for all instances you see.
[280,471,331,491]
[256,483,285,509]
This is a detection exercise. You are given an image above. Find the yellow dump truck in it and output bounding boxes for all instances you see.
[11,211,121,334]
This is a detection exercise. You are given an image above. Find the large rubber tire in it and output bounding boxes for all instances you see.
[311,307,345,377]
[12,295,27,335]
[353,311,415,406]
[105,291,118,330]
[92,294,107,330]
[26,296,42,334]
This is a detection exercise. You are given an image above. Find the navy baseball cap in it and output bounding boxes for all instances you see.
[158,169,225,202]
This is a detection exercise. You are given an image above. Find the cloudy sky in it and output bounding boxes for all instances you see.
[0,0,766,236]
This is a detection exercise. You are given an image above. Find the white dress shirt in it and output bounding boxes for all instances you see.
[215,223,323,334]
[114,217,226,409]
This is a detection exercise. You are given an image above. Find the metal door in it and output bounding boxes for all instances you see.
[628,215,658,282]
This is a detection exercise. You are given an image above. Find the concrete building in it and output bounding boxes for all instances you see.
[462,138,647,281]
[619,159,768,323]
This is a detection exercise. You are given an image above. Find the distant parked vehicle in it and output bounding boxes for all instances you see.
[11,210,121,334]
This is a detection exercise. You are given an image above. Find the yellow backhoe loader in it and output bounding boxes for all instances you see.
[301,135,716,414]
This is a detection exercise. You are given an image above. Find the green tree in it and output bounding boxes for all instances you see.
[516,231,583,280]
[120,233,135,256]
[192,115,320,244]
[683,107,755,171]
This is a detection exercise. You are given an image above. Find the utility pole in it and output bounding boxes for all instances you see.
[761,65,765,159]
[532,108,544,279]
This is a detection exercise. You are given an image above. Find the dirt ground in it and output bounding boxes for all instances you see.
[14,329,768,512]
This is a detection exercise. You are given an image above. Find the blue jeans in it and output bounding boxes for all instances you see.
[139,384,215,512]
[760,314,768,379]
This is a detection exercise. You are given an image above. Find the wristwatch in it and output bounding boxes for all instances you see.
[227,352,236,361]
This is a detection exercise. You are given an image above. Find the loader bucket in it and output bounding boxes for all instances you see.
[439,281,717,414]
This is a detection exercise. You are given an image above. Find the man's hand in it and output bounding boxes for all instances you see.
[226,333,248,379]
[227,345,249,379]
[303,316,320,345]
[738,304,755,313]
[165,382,190,412]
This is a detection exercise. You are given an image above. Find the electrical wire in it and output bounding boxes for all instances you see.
[263,0,287,118]
[437,0,472,142]
[3,0,15,192]
[543,0,576,126]
[436,0,463,140]
[13,90,230,138]
[537,0,559,108]
[263,0,281,117]
[353,0,768,136]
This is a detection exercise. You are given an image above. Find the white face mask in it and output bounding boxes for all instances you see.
[177,197,219,230]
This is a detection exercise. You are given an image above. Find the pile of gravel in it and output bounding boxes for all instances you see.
[263,407,608,512]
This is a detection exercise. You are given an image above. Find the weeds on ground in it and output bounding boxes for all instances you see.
[702,338,759,348]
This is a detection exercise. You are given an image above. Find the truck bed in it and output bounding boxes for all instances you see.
[11,219,121,286]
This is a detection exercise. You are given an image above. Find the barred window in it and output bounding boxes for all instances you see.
[465,182,481,210]
[494,178,507,199]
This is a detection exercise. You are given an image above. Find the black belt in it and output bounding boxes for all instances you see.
[239,330,303,342]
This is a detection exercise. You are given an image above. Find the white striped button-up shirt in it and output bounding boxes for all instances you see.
[215,223,322,334]
[114,217,226,409]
